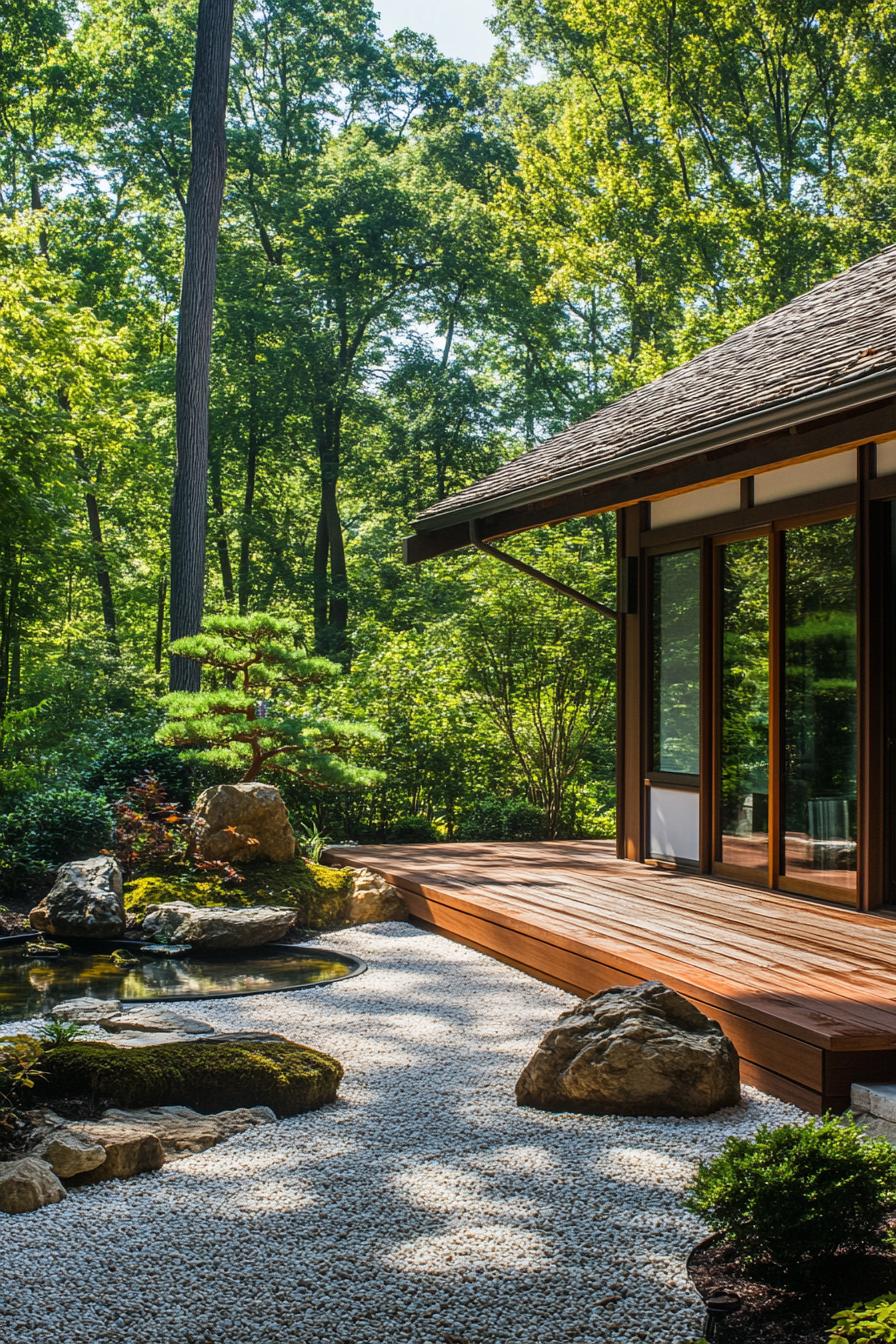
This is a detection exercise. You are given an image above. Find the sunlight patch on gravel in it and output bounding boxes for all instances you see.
[0,922,804,1344]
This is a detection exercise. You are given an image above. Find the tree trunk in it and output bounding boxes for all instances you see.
[71,440,119,653]
[0,546,17,722]
[313,455,349,661]
[209,447,235,604]
[154,571,168,674]
[169,0,234,690]
[237,327,258,615]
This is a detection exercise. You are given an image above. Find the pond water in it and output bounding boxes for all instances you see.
[0,939,364,1023]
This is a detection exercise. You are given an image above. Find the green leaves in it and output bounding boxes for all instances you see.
[685,1113,896,1282]
[829,1294,896,1344]
[157,615,382,789]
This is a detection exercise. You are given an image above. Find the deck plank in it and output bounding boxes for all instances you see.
[326,840,896,1111]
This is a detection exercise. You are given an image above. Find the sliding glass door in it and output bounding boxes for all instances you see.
[781,517,857,899]
[716,537,770,879]
[712,514,857,904]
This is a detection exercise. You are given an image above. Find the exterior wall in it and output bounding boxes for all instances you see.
[617,432,896,910]
[650,480,740,528]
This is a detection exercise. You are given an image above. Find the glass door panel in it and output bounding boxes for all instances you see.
[651,549,700,775]
[717,538,770,876]
[781,517,857,898]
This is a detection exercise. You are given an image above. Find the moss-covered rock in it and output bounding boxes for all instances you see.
[108,949,140,968]
[124,859,354,929]
[36,1039,343,1117]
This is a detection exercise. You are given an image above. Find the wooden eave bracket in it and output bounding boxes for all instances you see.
[469,522,619,621]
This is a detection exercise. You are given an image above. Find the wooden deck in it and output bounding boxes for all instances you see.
[326,840,896,1113]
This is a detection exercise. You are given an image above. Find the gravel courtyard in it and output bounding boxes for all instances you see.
[1,923,802,1344]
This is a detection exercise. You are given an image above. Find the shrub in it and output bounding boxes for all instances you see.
[456,794,547,842]
[385,814,440,843]
[829,1295,896,1343]
[0,785,112,871]
[36,1039,343,1117]
[685,1115,896,1281]
[0,1035,45,1136]
[77,716,192,806]
[110,774,242,884]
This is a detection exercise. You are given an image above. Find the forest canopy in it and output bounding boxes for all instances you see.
[1,0,895,874]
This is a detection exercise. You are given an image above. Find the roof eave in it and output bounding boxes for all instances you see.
[411,364,896,540]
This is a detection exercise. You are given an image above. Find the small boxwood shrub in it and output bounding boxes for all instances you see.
[829,1295,896,1343]
[37,1039,343,1117]
[685,1115,896,1281]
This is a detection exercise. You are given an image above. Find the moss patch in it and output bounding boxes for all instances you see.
[37,1039,343,1117]
[124,859,353,928]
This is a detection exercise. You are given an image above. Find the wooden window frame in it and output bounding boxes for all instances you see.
[644,545,702,788]
[638,451,880,908]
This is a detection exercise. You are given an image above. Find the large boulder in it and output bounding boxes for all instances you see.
[141,900,295,949]
[192,783,295,864]
[516,981,740,1117]
[29,857,125,940]
[0,1156,66,1213]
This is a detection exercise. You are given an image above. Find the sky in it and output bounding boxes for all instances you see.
[374,0,497,63]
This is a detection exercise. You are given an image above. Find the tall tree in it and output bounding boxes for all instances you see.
[169,0,234,690]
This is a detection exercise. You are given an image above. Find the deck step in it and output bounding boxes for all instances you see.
[851,1082,896,1141]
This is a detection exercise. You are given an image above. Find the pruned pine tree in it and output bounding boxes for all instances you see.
[158,614,382,786]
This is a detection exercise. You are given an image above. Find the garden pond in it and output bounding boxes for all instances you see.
[0,937,364,1022]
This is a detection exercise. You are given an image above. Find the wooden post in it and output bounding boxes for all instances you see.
[618,505,646,861]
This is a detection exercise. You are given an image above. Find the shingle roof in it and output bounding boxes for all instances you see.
[414,245,896,532]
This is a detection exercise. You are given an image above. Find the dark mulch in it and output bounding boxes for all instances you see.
[689,1233,896,1344]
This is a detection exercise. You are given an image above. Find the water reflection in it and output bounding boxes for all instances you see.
[0,944,360,1021]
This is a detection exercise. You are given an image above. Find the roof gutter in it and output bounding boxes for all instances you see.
[412,365,896,535]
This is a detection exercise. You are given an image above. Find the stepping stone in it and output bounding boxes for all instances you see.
[51,997,120,1024]
[100,1008,214,1036]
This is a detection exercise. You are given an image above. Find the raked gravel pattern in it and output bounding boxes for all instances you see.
[1,922,804,1344]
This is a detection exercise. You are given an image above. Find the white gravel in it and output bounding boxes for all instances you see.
[1,923,804,1344]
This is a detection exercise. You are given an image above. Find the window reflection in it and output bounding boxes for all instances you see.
[782,517,857,894]
[719,538,769,873]
[651,549,700,774]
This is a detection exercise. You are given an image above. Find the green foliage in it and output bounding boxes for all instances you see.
[158,614,383,789]
[36,1018,87,1047]
[0,1035,45,1135]
[77,715,191,805]
[829,1295,896,1344]
[0,784,112,883]
[385,815,441,844]
[456,795,547,842]
[462,525,616,838]
[37,1039,344,1116]
[5,0,896,847]
[685,1115,896,1281]
[295,820,332,864]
